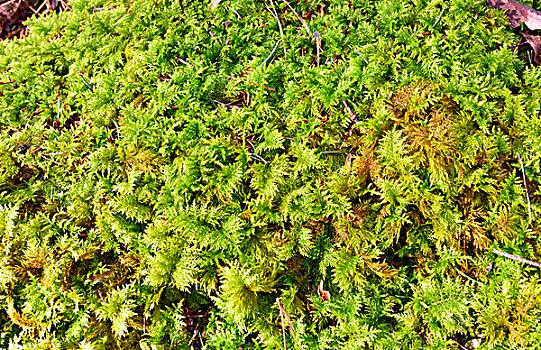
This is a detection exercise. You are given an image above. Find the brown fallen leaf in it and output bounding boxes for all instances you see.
[523,32,541,64]
[488,0,541,30]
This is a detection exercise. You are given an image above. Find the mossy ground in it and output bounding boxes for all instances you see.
[1,0,541,349]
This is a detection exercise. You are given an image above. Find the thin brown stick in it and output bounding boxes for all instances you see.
[28,146,42,155]
[277,298,295,335]
[0,0,19,9]
[93,6,116,12]
[281,0,311,37]
[342,100,357,120]
[34,0,48,14]
[0,80,15,85]
[493,249,541,268]
[268,0,287,58]
[277,298,287,350]
[42,151,68,156]
[41,154,67,166]
[176,57,192,67]
[27,4,38,14]
[228,6,242,19]
[517,152,533,224]
[211,99,242,109]
[59,0,70,11]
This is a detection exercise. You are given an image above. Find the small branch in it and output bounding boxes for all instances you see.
[56,97,61,120]
[320,150,347,155]
[250,154,269,164]
[42,151,68,156]
[228,6,242,19]
[277,299,288,350]
[353,47,369,65]
[342,100,357,121]
[493,249,541,268]
[59,0,70,11]
[431,4,446,30]
[268,0,286,58]
[210,98,241,109]
[282,0,311,37]
[34,0,48,14]
[93,6,116,12]
[247,141,269,164]
[517,152,533,224]
[0,0,19,9]
[260,40,282,67]
[456,269,482,285]
[28,146,42,155]
[176,57,192,67]
[78,71,93,91]
[41,154,67,167]
[0,80,15,85]
[277,298,295,336]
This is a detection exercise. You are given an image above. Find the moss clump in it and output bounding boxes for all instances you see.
[1,0,541,348]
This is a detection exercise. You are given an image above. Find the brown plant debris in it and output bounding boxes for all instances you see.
[0,0,66,39]
[487,0,541,30]
[522,32,541,65]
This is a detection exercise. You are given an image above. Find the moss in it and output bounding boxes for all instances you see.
[1,0,541,348]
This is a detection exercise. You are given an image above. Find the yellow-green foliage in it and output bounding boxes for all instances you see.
[1,0,541,348]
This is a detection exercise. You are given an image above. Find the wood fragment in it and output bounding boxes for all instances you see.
[487,0,541,30]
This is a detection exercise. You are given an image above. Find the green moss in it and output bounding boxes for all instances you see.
[1,0,541,348]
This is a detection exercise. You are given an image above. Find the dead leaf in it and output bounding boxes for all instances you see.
[464,338,483,349]
[522,32,541,64]
[488,0,541,30]
[317,280,331,301]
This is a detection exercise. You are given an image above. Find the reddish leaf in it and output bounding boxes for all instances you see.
[488,0,541,30]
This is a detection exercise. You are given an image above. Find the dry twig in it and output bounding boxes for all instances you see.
[281,0,311,37]
[277,298,288,350]
[267,0,286,58]
[517,152,533,224]
[493,249,541,268]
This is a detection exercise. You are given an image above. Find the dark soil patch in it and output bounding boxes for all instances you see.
[0,0,67,39]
